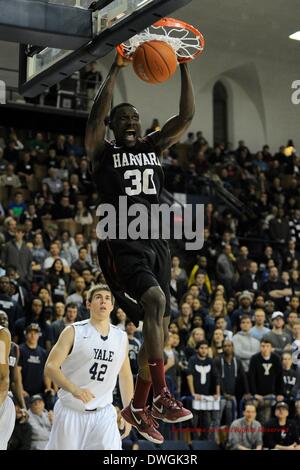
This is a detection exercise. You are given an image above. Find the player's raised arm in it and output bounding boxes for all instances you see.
[85,55,129,165]
[0,328,10,406]
[154,62,195,151]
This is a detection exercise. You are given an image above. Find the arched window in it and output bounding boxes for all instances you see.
[213,81,228,146]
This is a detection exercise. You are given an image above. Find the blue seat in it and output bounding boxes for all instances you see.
[191,440,220,450]
[137,439,157,450]
[160,440,190,450]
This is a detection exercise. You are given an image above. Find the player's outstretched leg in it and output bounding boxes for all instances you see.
[122,286,192,443]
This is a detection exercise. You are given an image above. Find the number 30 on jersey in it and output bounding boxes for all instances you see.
[124,169,156,196]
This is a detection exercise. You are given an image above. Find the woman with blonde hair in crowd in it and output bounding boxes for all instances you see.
[177,302,193,346]
[206,298,231,341]
[185,327,206,359]
[209,328,225,358]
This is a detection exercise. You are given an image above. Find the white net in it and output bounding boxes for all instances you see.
[120,22,204,60]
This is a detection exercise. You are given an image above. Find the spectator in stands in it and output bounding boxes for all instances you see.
[114,307,126,330]
[263,311,291,356]
[215,316,233,340]
[52,301,65,322]
[31,232,48,277]
[0,276,22,333]
[216,244,236,296]
[71,246,93,275]
[42,167,63,195]
[16,150,34,187]
[231,291,254,333]
[295,400,300,435]
[0,163,21,189]
[164,332,179,395]
[28,395,53,450]
[14,297,53,351]
[205,299,231,341]
[187,340,220,439]
[67,232,87,264]
[9,276,30,312]
[0,146,8,174]
[209,328,225,358]
[184,328,206,359]
[7,192,27,220]
[51,302,78,344]
[283,239,300,271]
[227,403,262,450]
[1,225,32,284]
[49,134,67,157]
[18,323,52,399]
[37,287,54,319]
[249,309,271,341]
[66,276,85,304]
[291,320,300,369]
[263,401,300,450]
[285,296,300,317]
[29,132,47,155]
[249,338,284,423]
[232,315,260,373]
[125,319,141,379]
[214,339,249,426]
[46,258,68,303]
[177,302,193,346]
[43,241,70,272]
[76,158,93,194]
[171,255,188,283]
[74,200,93,226]
[2,216,17,242]
[282,352,300,405]
[7,401,33,450]
[236,260,261,293]
[66,134,83,158]
[51,195,74,220]
[263,266,292,312]
[283,311,299,341]
[289,209,300,244]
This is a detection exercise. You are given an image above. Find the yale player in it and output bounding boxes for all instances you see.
[0,311,27,417]
[85,54,194,443]
[0,324,16,449]
[45,284,133,450]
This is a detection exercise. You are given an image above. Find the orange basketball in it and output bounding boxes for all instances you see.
[132,40,178,84]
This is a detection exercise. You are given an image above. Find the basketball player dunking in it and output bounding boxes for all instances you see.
[45,284,133,450]
[85,54,195,443]
[0,324,16,449]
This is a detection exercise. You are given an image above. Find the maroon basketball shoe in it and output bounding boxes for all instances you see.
[151,388,193,423]
[121,400,164,444]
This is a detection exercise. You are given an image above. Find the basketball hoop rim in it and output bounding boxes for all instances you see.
[116,17,205,63]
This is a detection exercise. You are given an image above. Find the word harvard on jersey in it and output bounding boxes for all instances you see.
[112,152,160,168]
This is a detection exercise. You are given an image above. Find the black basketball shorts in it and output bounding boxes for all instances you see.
[97,238,171,326]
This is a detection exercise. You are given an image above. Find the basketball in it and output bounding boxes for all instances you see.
[132,40,178,84]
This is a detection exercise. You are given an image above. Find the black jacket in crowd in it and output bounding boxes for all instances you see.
[263,418,299,449]
[249,352,284,396]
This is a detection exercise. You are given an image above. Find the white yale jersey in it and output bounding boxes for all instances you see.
[58,320,127,412]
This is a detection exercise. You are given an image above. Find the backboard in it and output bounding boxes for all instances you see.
[19,0,192,97]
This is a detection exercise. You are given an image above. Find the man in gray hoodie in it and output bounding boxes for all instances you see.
[232,315,260,372]
[263,311,291,356]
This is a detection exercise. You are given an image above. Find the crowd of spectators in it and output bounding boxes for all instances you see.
[1,124,300,450]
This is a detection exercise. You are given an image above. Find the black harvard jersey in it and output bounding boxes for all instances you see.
[93,133,164,238]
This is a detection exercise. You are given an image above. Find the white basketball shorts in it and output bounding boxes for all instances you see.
[0,396,16,450]
[45,399,122,450]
